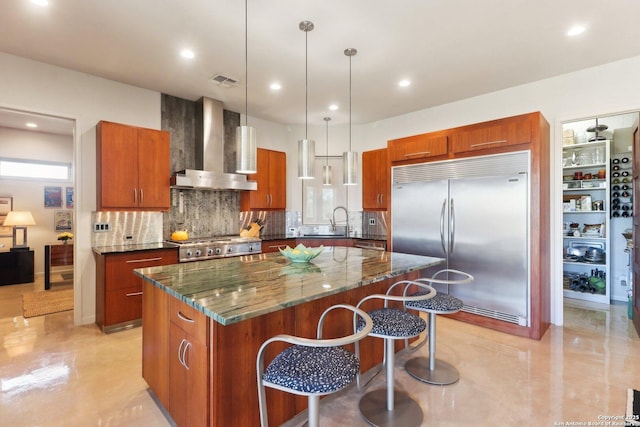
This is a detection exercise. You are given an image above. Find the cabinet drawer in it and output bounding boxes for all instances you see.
[105,249,178,291]
[170,297,208,345]
[105,286,143,325]
[389,134,448,162]
[451,116,532,154]
[262,239,296,253]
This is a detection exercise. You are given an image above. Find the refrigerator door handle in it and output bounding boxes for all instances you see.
[440,198,447,255]
[450,198,455,254]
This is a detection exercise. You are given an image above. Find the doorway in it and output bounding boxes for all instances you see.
[557,111,637,324]
[0,107,76,319]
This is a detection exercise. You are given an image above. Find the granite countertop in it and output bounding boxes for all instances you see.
[134,247,443,325]
[92,242,178,255]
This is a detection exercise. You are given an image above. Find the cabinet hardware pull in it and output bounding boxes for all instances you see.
[126,257,163,264]
[177,311,195,323]
[470,139,507,147]
[125,291,143,297]
[133,188,137,204]
[182,341,191,370]
[140,188,144,204]
[404,151,431,158]
[177,338,186,368]
[439,199,447,255]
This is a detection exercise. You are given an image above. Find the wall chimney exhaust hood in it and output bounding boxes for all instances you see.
[171,97,257,191]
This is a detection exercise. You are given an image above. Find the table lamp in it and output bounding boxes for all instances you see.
[3,211,36,251]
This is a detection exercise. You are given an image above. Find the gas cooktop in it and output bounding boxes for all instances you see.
[167,236,261,262]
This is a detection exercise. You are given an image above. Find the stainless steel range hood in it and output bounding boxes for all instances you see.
[171,97,257,191]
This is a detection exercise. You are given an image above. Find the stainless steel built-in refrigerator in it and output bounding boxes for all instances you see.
[391,151,530,326]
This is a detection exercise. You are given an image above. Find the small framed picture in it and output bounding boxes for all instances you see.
[0,196,13,237]
[66,187,74,209]
[44,186,63,208]
[54,211,73,231]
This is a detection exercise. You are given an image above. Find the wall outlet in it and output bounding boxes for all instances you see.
[369,218,376,226]
[93,222,110,232]
[124,235,133,241]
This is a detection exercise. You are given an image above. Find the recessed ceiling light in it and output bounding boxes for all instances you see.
[270,82,282,91]
[567,25,586,37]
[398,79,411,87]
[26,122,38,128]
[328,104,339,111]
[180,49,195,59]
[30,0,49,6]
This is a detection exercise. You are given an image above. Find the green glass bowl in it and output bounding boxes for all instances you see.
[279,244,324,263]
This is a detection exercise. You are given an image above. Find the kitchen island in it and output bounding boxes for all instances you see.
[135,247,444,427]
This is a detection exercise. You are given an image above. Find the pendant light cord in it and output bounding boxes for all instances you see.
[305,28,308,139]
[349,53,352,152]
[244,0,248,127]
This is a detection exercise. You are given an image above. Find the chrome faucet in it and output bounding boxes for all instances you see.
[331,206,349,235]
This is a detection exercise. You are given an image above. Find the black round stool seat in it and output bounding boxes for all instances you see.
[263,345,360,394]
[405,292,463,314]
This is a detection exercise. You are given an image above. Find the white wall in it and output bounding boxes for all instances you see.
[0,52,161,326]
[0,127,73,273]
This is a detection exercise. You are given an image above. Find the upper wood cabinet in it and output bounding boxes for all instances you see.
[450,113,533,154]
[362,148,390,210]
[388,133,448,163]
[240,148,286,210]
[97,120,170,211]
[388,112,538,166]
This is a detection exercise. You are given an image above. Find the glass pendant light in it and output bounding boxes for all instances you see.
[343,48,358,185]
[298,20,315,179]
[236,0,257,174]
[322,117,332,185]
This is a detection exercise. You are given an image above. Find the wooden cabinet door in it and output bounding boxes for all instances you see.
[169,323,209,427]
[137,127,170,209]
[241,148,286,210]
[268,150,287,209]
[388,133,448,162]
[97,121,138,209]
[450,114,532,154]
[362,148,389,210]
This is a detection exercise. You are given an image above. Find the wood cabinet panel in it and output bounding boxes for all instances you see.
[105,286,143,325]
[169,297,207,345]
[362,148,390,210]
[450,114,532,154]
[261,239,296,253]
[96,248,178,332]
[169,322,209,427]
[388,133,448,162]
[142,280,170,410]
[137,127,171,209]
[97,120,170,211]
[240,148,286,210]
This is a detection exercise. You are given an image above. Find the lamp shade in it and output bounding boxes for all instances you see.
[343,151,358,185]
[236,125,257,173]
[298,139,315,179]
[3,211,36,226]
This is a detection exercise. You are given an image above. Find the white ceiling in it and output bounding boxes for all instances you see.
[2,0,640,129]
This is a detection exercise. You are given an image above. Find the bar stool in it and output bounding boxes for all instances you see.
[355,280,436,427]
[256,304,373,427]
[404,268,473,385]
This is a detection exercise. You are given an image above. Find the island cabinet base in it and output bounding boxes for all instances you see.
[143,271,422,427]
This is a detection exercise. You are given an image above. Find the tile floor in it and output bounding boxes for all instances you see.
[0,278,639,426]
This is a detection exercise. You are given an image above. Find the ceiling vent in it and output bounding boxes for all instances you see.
[210,74,238,87]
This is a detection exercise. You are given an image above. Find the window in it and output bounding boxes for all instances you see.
[0,157,72,181]
[302,156,350,224]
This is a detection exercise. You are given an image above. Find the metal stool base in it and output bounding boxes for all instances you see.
[405,356,460,385]
[359,389,423,427]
